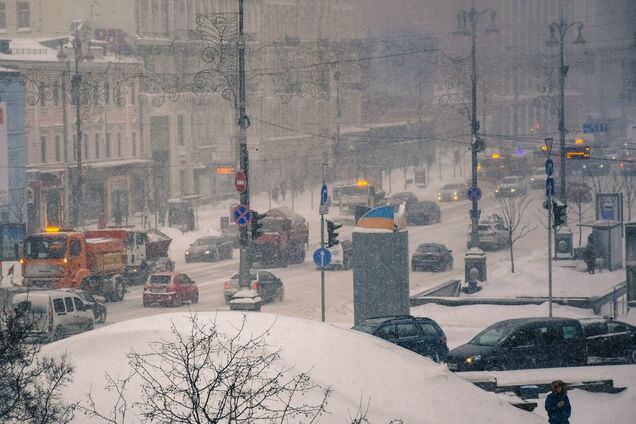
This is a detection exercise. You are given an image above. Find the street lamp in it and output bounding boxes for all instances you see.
[545,5,585,208]
[453,6,499,283]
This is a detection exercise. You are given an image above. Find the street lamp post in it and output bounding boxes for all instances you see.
[454,6,498,285]
[546,5,585,208]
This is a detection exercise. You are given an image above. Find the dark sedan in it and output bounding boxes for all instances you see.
[406,201,441,225]
[185,236,233,263]
[411,243,453,272]
[438,183,468,202]
[582,319,636,364]
[352,315,448,362]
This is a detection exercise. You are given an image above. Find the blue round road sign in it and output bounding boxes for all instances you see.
[545,159,554,177]
[313,247,332,268]
[545,176,555,197]
[467,186,482,202]
[233,204,252,226]
[320,184,328,206]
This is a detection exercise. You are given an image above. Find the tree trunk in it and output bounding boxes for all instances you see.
[509,234,515,273]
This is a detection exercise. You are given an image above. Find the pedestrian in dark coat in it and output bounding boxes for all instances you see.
[583,242,597,274]
[545,380,571,424]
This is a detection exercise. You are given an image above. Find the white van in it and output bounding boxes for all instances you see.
[11,290,95,342]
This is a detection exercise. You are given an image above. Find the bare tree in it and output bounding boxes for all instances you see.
[619,170,636,220]
[82,314,331,424]
[567,182,593,246]
[496,196,536,273]
[0,300,76,423]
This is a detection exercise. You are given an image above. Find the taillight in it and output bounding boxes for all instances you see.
[438,335,447,345]
[224,281,230,289]
[251,281,259,290]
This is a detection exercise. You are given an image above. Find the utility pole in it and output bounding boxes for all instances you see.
[230,0,260,311]
[332,67,341,183]
[320,163,327,322]
[548,194,553,317]
[546,5,585,208]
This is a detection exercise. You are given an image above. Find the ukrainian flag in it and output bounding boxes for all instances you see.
[357,206,397,231]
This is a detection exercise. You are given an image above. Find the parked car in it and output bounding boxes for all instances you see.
[529,167,546,189]
[495,175,528,197]
[59,288,107,323]
[446,318,587,372]
[185,236,233,263]
[438,183,468,202]
[406,201,441,225]
[476,218,508,250]
[411,243,453,272]
[352,315,448,362]
[11,290,95,342]
[325,239,353,270]
[143,272,199,307]
[388,192,419,212]
[223,270,284,304]
[582,319,636,364]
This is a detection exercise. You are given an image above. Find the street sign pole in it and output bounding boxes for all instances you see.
[544,141,554,318]
[320,163,327,322]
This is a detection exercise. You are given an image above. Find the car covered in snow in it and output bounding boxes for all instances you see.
[223,271,284,304]
[411,243,453,272]
[325,239,353,270]
[495,175,528,197]
[406,201,441,225]
[528,167,546,189]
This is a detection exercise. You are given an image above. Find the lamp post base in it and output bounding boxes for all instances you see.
[464,248,487,294]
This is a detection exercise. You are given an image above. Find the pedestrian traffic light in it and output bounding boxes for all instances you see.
[553,202,567,227]
[251,211,265,240]
[327,220,342,248]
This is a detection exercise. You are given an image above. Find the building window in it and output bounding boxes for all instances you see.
[117,133,122,157]
[17,1,30,29]
[40,136,47,163]
[55,135,61,162]
[104,82,110,105]
[95,134,100,159]
[0,3,6,30]
[132,132,137,156]
[130,81,136,105]
[105,133,111,158]
[53,82,60,106]
[39,83,46,107]
[177,115,184,146]
[84,134,88,159]
[72,135,77,163]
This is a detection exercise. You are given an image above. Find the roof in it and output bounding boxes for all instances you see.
[490,317,581,327]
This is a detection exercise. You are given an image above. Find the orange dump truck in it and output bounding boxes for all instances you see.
[22,227,127,301]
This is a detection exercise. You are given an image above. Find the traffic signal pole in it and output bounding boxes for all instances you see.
[320,165,326,322]
[548,196,553,318]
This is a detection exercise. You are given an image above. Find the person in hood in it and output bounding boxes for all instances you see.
[545,380,571,424]
[583,241,597,274]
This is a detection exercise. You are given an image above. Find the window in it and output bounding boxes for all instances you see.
[396,322,420,338]
[375,324,396,340]
[608,322,630,334]
[105,133,111,158]
[136,233,144,245]
[117,133,122,157]
[53,82,59,106]
[64,297,75,312]
[39,83,46,107]
[0,2,5,29]
[94,134,100,159]
[73,297,85,311]
[70,239,81,257]
[53,298,65,313]
[507,330,534,347]
[72,135,77,162]
[104,82,110,105]
[418,322,440,337]
[562,325,582,340]
[130,81,136,105]
[84,134,88,159]
[55,135,61,162]
[17,1,30,28]
[40,136,47,163]
[132,132,137,156]
[177,115,185,146]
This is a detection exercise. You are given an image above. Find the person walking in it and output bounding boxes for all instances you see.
[583,241,597,274]
[545,380,571,424]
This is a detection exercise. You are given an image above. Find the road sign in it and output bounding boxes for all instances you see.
[234,170,247,193]
[545,159,554,177]
[565,145,591,160]
[467,186,482,202]
[320,184,328,206]
[544,137,554,158]
[583,122,608,134]
[319,205,329,215]
[232,204,252,226]
[546,176,554,197]
[313,247,332,268]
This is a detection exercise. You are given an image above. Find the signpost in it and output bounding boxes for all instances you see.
[232,204,252,226]
[544,138,554,317]
[313,247,332,268]
[234,170,247,193]
[467,186,482,202]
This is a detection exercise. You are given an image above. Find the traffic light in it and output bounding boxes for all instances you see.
[326,220,342,248]
[251,211,265,240]
[553,202,567,228]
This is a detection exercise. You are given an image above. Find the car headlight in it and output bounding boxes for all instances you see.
[465,355,481,364]
[495,188,500,192]
[438,192,442,197]
[205,250,211,255]
[511,188,516,192]
[530,177,535,181]
[185,251,190,255]
[453,192,457,196]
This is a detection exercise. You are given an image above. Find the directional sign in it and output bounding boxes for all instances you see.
[234,170,247,193]
[313,247,332,268]
[546,176,555,197]
[545,159,554,177]
[232,204,252,226]
[467,186,482,202]
[320,184,328,206]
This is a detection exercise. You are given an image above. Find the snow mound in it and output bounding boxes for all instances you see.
[42,312,544,423]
